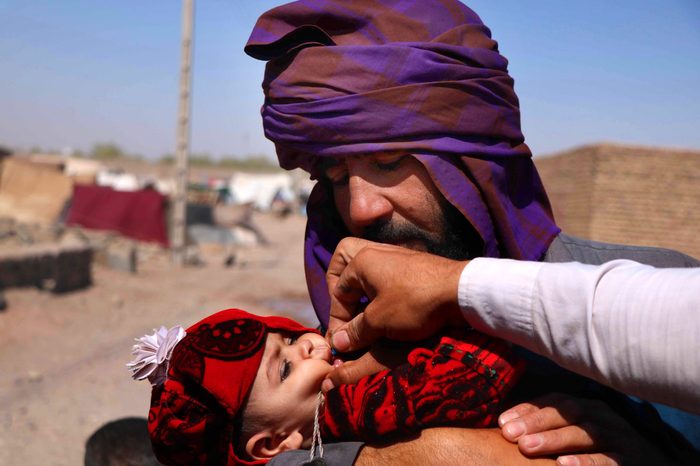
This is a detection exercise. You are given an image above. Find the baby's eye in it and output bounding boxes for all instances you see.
[286,335,298,345]
[280,359,292,382]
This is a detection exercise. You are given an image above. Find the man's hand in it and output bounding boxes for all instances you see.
[498,393,671,466]
[326,237,466,352]
[322,339,415,392]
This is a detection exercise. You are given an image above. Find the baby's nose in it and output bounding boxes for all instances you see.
[309,342,331,362]
[299,339,314,356]
[299,340,331,361]
[295,337,331,361]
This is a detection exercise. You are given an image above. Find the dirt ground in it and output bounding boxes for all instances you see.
[0,212,316,466]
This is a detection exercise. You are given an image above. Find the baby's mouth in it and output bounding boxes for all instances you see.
[311,343,333,363]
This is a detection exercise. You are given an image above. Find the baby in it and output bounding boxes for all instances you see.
[129,308,523,466]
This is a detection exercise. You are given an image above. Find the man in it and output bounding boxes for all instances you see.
[244,1,699,464]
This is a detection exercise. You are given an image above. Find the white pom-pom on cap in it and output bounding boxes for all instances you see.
[127,325,186,386]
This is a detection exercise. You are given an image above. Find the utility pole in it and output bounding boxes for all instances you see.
[172,0,194,266]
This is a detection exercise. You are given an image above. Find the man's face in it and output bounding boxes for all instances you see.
[323,154,480,260]
[246,331,333,444]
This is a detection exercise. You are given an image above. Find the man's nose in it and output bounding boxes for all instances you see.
[347,175,393,231]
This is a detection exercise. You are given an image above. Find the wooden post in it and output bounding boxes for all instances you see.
[172,0,194,266]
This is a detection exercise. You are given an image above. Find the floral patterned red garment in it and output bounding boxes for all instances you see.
[322,329,525,441]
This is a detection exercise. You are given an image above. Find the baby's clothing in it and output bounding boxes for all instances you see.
[322,329,524,441]
[134,310,523,466]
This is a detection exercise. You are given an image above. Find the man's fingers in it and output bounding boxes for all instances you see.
[327,315,350,337]
[498,394,663,465]
[501,404,583,441]
[323,352,388,390]
[326,237,383,283]
[500,393,589,441]
[517,423,602,456]
[332,257,370,305]
[330,311,384,353]
[499,402,541,426]
[327,268,365,333]
[327,241,378,333]
[556,453,621,466]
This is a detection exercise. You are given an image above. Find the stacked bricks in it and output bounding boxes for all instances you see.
[0,244,92,293]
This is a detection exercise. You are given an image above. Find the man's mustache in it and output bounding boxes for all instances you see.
[362,220,437,246]
[360,212,479,261]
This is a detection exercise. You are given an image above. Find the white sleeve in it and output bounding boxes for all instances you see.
[458,257,700,414]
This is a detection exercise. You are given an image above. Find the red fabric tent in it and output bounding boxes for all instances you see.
[67,185,169,246]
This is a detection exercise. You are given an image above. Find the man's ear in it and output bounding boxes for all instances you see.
[245,429,305,460]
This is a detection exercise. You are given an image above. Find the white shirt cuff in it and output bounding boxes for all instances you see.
[458,257,544,344]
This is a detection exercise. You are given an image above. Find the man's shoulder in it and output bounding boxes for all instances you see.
[544,233,700,268]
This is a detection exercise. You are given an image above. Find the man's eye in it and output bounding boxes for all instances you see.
[280,360,292,382]
[324,166,348,186]
[374,155,405,171]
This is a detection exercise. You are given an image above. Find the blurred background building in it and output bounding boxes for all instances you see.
[536,143,700,259]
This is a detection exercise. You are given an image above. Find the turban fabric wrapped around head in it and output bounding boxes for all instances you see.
[245,0,560,329]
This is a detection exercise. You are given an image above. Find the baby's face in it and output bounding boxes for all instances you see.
[246,331,333,442]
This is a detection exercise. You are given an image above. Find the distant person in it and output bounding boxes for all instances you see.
[129,308,531,465]
[84,417,162,466]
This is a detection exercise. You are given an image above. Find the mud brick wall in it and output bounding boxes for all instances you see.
[535,144,700,260]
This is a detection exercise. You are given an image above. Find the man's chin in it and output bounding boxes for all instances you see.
[394,240,429,252]
[381,237,471,261]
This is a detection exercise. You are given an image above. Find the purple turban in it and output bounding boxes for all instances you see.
[245,0,560,329]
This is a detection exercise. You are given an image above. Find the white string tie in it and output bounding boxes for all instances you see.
[309,391,325,462]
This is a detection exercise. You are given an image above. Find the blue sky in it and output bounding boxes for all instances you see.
[1,0,698,160]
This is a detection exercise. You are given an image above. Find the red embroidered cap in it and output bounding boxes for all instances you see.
[147,308,319,466]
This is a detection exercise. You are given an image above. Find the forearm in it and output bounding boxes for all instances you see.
[269,429,555,466]
[355,428,555,466]
[459,258,700,412]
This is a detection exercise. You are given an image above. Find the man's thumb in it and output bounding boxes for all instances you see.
[324,353,388,389]
[330,313,380,353]
[330,327,353,352]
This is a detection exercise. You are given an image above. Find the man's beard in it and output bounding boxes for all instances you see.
[361,200,483,261]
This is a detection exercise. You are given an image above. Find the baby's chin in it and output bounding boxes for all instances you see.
[320,362,334,376]
[301,434,314,449]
